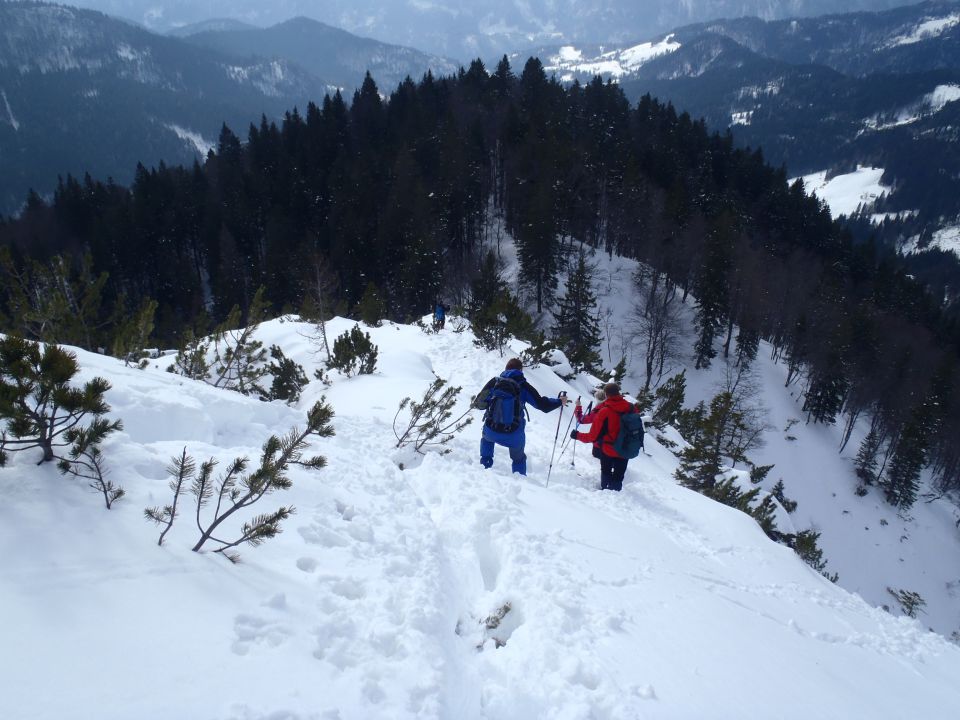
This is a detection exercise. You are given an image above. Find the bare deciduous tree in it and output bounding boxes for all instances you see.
[630,268,685,390]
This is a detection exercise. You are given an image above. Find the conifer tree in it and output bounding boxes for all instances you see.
[110,298,158,368]
[0,337,118,465]
[469,251,532,356]
[393,377,473,454]
[209,286,270,397]
[302,253,340,364]
[168,329,212,382]
[267,345,309,403]
[883,415,926,510]
[652,371,687,429]
[190,400,335,562]
[0,249,109,350]
[855,427,882,486]
[328,325,379,377]
[693,219,733,369]
[356,282,387,327]
[803,345,848,425]
[552,251,602,372]
[144,448,193,546]
[58,416,124,508]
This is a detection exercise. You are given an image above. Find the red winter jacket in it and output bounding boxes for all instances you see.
[574,395,634,458]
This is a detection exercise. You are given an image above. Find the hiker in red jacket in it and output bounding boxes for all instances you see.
[570,382,633,491]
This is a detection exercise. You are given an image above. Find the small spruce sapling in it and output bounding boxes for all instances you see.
[208,287,270,397]
[110,298,158,368]
[169,329,212,381]
[144,448,194,545]
[0,337,118,466]
[267,345,308,403]
[749,464,775,484]
[58,416,124,508]
[651,371,687,429]
[191,400,335,562]
[328,325,379,377]
[886,587,926,618]
[393,377,473,454]
[771,479,798,513]
[518,331,554,368]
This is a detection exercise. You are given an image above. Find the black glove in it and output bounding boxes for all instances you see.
[570,430,579,440]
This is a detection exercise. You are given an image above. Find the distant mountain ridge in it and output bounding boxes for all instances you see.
[180,16,460,92]
[65,0,931,60]
[0,2,459,216]
[533,0,960,273]
[0,2,332,216]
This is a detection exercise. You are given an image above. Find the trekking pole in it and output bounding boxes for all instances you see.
[545,392,567,488]
[559,398,591,460]
[570,400,592,469]
[558,397,583,459]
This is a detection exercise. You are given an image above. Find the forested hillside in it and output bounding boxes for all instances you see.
[2,57,958,507]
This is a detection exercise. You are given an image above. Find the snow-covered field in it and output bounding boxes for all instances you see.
[3,277,960,718]
[901,222,960,257]
[545,35,681,82]
[794,166,889,219]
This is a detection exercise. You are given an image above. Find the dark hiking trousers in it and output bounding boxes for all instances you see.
[599,454,628,491]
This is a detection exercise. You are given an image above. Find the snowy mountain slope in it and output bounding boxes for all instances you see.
[0,2,329,217]
[583,248,960,640]
[69,0,931,61]
[180,16,460,94]
[2,307,960,719]
[542,35,682,81]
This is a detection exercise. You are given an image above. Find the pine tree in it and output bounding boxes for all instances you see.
[168,329,212,382]
[328,325,379,377]
[393,377,473,455]
[0,337,118,465]
[693,218,733,369]
[0,249,109,350]
[209,286,270,397]
[469,252,533,356]
[110,297,158,368]
[57,416,124,508]
[803,347,848,425]
[190,400,335,562]
[855,427,882,486]
[144,448,193,546]
[267,345,309,403]
[356,282,387,327]
[652,371,687,429]
[551,250,602,372]
[883,417,925,510]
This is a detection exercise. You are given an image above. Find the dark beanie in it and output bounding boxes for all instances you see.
[505,358,523,371]
[604,382,620,397]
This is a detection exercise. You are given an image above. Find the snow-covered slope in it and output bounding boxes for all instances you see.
[543,35,682,81]
[2,308,959,719]
[794,166,891,219]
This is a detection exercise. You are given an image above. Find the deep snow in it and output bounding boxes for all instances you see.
[3,298,960,718]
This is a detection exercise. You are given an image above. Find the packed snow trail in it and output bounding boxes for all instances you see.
[1,317,960,720]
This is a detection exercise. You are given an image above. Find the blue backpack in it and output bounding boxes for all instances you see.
[612,411,645,459]
[483,377,523,434]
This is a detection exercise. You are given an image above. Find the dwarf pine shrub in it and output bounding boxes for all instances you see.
[328,325,378,377]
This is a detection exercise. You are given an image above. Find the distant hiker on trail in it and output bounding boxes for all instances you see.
[433,302,449,330]
[473,358,569,475]
[570,382,644,491]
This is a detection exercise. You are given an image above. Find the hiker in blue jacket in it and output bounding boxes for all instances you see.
[472,358,568,475]
[433,302,449,330]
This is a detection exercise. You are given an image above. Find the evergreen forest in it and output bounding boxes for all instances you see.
[2,57,959,503]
